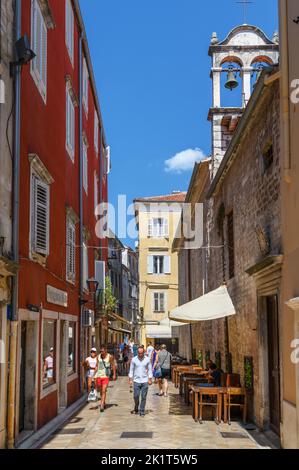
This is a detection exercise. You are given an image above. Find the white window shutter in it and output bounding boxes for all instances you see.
[105,146,111,175]
[95,260,105,290]
[163,218,169,237]
[34,178,49,255]
[40,14,47,99]
[147,255,153,274]
[164,292,168,312]
[83,143,88,193]
[94,172,98,212]
[159,293,165,312]
[94,111,99,152]
[148,218,153,237]
[164,256,171,274]
[83,243,89,290]
[66,220,75,281]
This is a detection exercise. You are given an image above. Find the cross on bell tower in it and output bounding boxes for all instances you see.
[208,24,279,176]
[236,0,253,24]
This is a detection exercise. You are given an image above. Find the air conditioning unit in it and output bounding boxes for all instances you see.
[82,309,94,327]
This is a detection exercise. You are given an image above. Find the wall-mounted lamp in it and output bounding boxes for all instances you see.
[10,35,36,77]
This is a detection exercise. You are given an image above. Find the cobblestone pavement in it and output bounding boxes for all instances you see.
[41,377,272,449]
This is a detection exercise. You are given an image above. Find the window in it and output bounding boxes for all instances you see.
[147,255,170,274]
[83,58,89,114]
[31,0,47,100]
[66,219,75,283]
[94,172,98,212]
[65,0,74,64]
[153,292,166,313]
[262,143,274,171]
[66,86,75,160]
[148,217,168,237]
[42,320,56,388]
[227,211,235,279]
[68,322,76,374]
[83,242,89,290]
[31,174,50,256]
[83,141,88,194]
[94,111,99,153]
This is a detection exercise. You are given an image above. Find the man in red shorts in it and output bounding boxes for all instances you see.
[94,345,116,412]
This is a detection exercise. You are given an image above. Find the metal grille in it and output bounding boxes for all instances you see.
[54,428,85,435]
[220,432,249,439]
[120,432,153,439]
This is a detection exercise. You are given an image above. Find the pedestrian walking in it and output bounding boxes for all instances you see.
[151,344,161,383]
[146,341,154,358]
[129,345,153,416]
[94,345,117,412]
[123,344,130,374]
[154,344,172,397]
[83,347,98,394]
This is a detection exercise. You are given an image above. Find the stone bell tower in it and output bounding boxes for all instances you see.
[208,25,279,175]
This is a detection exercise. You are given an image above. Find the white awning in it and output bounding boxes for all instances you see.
[169,285,236,323]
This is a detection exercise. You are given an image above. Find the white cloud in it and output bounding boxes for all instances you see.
[164,148,206,174]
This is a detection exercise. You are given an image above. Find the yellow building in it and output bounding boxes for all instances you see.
[134,192,186,349]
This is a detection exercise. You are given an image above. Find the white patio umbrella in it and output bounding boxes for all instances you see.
[169,285,236,323]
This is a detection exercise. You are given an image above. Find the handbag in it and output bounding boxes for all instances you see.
[154,365,162,378]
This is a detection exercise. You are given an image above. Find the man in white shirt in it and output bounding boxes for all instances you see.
[129,345,153,417]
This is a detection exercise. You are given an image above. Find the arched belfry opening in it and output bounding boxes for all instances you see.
[208,25,279,175]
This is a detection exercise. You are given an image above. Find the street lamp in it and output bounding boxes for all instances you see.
[87,277,99,294]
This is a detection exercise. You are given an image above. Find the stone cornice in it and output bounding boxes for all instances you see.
[38,0,56,29]
[29,153,55,185]
[66,75,79,107]
[66,206,79,225]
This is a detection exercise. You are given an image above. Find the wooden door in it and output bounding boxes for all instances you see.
[266,295,281,435]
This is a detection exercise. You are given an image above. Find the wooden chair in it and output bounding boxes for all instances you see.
[223,387,247,424]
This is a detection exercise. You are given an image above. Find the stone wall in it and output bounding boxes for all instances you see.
[0,0,14,256]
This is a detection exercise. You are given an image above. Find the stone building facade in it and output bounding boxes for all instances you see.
[0,0,17,449]
[176,69,281,433]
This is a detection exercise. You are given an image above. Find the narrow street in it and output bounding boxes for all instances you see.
[41,378,270,450]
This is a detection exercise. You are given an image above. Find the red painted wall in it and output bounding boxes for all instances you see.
[20,0,108,429]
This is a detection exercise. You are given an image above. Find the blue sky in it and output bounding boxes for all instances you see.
[79,0,278,246]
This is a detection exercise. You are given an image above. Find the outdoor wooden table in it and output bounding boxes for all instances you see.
[179,371,206,396]
[191,385,224,424]
[184,376,209,404]
[174,366,194,388]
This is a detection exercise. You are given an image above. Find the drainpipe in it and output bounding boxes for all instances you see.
[187,250,194,362]
[79,32,84,394]
[279,0,291,181]
[7,0,21,449]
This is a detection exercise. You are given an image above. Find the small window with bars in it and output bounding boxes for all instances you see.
[227,210,235,279]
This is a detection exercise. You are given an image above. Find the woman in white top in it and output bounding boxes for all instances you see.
[43,347,54,385]
[84,348,98,393]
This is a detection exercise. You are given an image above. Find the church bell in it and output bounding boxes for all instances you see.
[224,68,239,91]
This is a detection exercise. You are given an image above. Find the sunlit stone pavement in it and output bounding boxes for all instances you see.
[41,377,274,449]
